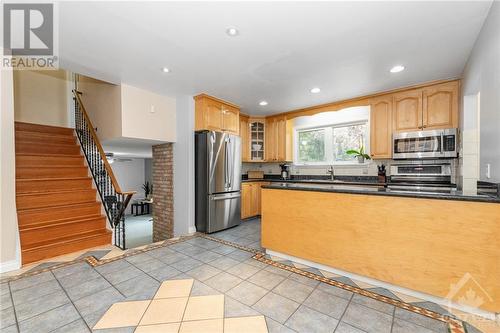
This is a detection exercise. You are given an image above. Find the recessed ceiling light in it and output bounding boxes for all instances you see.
[259,101,268,106]
[162,67,170,73]
[390,65,405,73]
[310,87,321,93]
[226,27,239,37]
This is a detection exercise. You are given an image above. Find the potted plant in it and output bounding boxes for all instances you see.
[346,146,371,164]
[142,181,152,199]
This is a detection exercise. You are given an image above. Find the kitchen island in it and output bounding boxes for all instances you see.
[261,183,500,313]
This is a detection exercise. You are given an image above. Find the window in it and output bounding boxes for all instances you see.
[297,129,325,163]
[295,122,368,165]
[332,123,367,162]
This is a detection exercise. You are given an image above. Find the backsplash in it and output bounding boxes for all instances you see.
[242,159,458,183]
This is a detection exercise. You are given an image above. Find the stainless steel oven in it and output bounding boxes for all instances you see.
[393,128,458,159]
[388,163,456,194]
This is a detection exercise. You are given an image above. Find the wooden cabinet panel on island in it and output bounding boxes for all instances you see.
[194,94,240,135]
[370,96,393,159]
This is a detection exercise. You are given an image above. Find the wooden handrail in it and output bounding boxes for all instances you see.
[72,90,132,195]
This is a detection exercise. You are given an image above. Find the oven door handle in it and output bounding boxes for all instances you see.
[440,132,444,154]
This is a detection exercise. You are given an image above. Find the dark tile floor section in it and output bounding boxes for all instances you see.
[0,219,472,333]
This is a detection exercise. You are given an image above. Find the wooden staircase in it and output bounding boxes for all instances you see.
[15,122,112,265]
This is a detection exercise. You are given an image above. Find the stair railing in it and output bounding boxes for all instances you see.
[72,90,134,249]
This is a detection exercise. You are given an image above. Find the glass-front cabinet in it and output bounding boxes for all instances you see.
[250,120,265,161]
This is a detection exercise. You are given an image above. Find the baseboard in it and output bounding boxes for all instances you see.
[188,225,197,234]
[0,258,21,273]
[266,249,497,320]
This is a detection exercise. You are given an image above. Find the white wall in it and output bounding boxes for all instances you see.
[79,76,123,142]
[121,84,176,142]
[173,95,196,236]
[0,63,21,272]
[462,2,500,182]
[110,158,146,201]
[14,70,71,127]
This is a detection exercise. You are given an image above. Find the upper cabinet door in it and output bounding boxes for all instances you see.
[422,81,458,130]
[276,116,287,161]
[393,90,423,132]
[370,96,393,159]
[222,105,240,135]
[205,99,223,130]
[265,118,276,161]
[239,115,250,162]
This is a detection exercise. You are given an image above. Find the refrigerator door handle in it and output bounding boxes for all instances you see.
[224,139,229,189]
[227,137,232,189]
[211,193,241,201]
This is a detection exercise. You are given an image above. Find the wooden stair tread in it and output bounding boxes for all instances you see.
[17,166,87,169]
[17,201,100,213]
[15,130,75,137]
[15,122,75,135]
[16,153,83,158]
[16,176,91,181]
[20,214,105,230]
[22,229,111,252]
[16,188,96,197]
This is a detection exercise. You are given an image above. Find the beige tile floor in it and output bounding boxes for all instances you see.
[94,279,268,333]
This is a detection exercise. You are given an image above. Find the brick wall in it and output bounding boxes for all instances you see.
[152,143,174,242]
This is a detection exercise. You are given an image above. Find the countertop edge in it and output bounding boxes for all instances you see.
[261,184,500,204]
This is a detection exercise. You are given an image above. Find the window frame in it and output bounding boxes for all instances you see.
[294,120,370,166]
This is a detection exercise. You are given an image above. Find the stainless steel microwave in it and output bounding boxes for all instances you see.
[393,128,458,159]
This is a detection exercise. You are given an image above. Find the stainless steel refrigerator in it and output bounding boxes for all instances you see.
[195,131,241,233]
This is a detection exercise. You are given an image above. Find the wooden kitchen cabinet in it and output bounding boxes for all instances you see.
[393,89,423,132]
[265,116,287,162]
[422,81,458,130]
[241,181,270,219]
[392,81,458,132]
[249,119,266,161]
[194,94,240,135]
[239,114,251,162]
[370,96,393,159]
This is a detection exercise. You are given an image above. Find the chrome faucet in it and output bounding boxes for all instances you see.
[327,165,335,181]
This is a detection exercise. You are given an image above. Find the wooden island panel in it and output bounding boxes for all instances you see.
[261,188,500,312]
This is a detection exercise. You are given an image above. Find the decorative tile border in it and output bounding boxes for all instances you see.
[2,232,468,333]
[197,235,467,333]
[1,234,199,283]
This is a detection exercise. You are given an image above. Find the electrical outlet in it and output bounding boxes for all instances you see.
[362,168,368,175]
[150,105,156,113]
[486,163,491,179]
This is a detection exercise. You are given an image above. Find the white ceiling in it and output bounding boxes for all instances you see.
[59,1,492,116]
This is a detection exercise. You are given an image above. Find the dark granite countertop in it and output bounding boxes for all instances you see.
[261,182,500,203]
[242,175,383,186]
